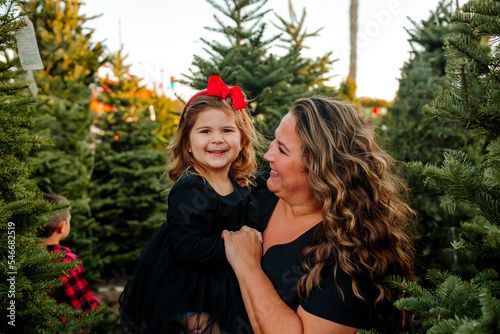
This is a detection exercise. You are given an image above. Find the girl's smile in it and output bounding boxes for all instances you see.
[189,108,242,177]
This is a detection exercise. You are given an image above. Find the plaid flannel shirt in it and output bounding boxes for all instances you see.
[47,244,99,312]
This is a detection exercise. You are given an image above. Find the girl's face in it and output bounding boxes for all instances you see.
[263,113,312,202]
[189,108,242,177]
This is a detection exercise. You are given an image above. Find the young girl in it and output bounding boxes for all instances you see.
[119,76,261,334]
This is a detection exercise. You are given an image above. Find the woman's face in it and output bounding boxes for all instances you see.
[263,113,312,202]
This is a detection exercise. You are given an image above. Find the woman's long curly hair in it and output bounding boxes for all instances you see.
[167,94,259,187]
[292,97,417,332]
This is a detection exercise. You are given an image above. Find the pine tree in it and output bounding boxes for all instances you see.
[152,93,183,148]
[21,0,107,283]
[393,1,500,332]
[89,49,169,276]
[273,0,337,93]
[387,0,479,276]
[0,1,102,332]
[185,0,337,138]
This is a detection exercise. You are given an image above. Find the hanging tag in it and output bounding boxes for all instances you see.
[25,70,38,96]
[15,19,44,71]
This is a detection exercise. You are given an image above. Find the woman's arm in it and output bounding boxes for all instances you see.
[222,227,302,334]
[222,228,358,334]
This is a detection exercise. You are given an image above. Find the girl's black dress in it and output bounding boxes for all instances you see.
[119,172,258,333]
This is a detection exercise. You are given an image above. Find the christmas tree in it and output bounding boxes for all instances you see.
[185,0,337,138]
[392,1,500,332]
[151,92,183,148]
[387,0,480,276]
[273,0,337,92]
[0,1,102,332]
[89,49,169,277]
[22,0,107,283]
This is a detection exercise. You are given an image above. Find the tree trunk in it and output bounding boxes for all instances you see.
[348,0,358,84]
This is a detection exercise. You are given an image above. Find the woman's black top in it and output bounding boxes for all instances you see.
[257,186,375,330]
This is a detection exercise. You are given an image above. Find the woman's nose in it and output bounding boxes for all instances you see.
[263,150,271,161]
[263,141,274,161]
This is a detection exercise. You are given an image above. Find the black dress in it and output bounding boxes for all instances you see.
[120,172,258,334]
[257,187,376,330]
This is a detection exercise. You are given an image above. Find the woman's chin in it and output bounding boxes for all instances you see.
[266,178,279,193]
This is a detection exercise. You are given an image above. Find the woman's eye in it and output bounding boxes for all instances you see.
[279,147,286,154]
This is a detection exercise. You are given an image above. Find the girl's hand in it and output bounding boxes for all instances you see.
[221,226,263,276]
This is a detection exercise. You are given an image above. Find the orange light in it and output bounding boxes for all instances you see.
[114,135,120,140]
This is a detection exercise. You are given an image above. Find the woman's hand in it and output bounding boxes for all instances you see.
[221,226,263,276]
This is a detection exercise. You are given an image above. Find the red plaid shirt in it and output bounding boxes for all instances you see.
[47,245,99,312]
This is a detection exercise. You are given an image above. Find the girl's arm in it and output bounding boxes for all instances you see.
[221,228,358,334]
[167,182,227,267]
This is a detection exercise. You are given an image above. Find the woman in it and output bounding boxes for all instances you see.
[222,97,416,333]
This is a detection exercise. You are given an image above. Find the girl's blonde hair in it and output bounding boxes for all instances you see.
[291,97,417,332]
[167,94,259,187]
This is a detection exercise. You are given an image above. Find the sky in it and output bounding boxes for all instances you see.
[80,0,455,101]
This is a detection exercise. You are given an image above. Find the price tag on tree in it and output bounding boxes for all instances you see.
[15,19,44,71]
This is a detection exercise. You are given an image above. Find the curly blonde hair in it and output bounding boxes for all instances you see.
[292,97,417,332]
[167,94,259,187]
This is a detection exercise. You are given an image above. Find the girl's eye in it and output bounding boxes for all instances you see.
[201,130,210,134]
[223,129,233,133]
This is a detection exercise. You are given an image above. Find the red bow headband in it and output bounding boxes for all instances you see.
[183,75,247,117]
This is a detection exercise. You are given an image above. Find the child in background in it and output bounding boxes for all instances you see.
[120,76,261,334]
[42,193,100,313]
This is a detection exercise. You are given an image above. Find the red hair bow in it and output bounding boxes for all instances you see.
[184,75,247,116]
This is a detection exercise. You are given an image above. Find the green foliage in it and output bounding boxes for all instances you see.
[185,0,337,139]
[338,75,357,102]
[0,1,102,331]
[394,0,500,332]
[408,150,498,224]
[152,93,182,147]
[386,0,480,275]
[358,329,382,334]
[22,0,107,284]
[423,32,500,136]
[89,49,170,277]
[391,270,500,333]
[413,0,500,261]
[272,0,323,49]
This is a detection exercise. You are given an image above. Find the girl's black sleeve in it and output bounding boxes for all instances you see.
[167,181,227,267]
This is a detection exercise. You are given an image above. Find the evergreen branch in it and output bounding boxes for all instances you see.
[447,35,491,73]
[460,61,470,107]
